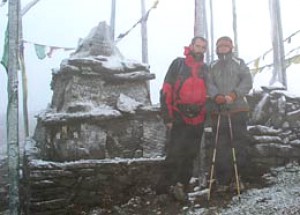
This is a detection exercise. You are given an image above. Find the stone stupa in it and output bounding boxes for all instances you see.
[33,21,166,161]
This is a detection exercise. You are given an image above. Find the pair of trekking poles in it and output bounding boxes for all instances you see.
[207,107,241,201]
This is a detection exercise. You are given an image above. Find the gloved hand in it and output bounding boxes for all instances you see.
[225,92,237,104]
[166,122,173,130]
[214,95,226,105]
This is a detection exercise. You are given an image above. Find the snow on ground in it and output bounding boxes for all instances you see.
[217,163,300,215]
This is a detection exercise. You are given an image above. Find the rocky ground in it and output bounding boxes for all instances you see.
[74,162,300,215]
[1,157,300,214]
[80,162,300,215]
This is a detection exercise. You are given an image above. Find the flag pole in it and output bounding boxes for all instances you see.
[269,0,287,88]
[7,0,21,213]
[110,0,116,40]
[19,0,43,138]
[232,0,239,57]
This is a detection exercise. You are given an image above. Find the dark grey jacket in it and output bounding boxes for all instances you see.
[207,54,253,113]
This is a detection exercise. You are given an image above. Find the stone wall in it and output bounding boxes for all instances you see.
[22,147,163,215]
[246,87,300,172]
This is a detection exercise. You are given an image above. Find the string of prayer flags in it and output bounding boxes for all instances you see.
[23,40,75,60]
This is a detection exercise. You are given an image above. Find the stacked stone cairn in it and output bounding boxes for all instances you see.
[22,21,166,214]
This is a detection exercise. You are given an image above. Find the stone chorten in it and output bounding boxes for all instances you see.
[33,21,166,161]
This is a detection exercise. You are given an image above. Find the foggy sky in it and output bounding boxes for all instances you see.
[0,0,300,116]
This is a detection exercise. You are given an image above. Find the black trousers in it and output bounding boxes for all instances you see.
[156,122,204,194]
[211,112,249,185]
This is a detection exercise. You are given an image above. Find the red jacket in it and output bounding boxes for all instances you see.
[160,48,208,125]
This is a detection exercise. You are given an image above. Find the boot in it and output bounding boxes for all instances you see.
[216,185,230,193]
[171,182,187,202]
[230,179,245,192]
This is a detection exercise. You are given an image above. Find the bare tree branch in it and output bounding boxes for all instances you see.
[21,0,41,16]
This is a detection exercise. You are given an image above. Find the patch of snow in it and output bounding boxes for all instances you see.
[29,157,164,168]
[252,93,269,122]
[91,104,121,115]
[248,125,282,135]
[269,81,286,89]
[97,55,124,70]
[117,94,142,114]
[92,55,149,72]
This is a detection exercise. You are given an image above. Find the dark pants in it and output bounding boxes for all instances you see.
[212,112,249,185]
[156,122,204,194]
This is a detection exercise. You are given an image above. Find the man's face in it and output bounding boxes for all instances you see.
[216,39,233,54]
[191,39,207,55]
[190,39,207,61]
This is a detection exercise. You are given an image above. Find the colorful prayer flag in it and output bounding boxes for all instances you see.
[34,44,47,60]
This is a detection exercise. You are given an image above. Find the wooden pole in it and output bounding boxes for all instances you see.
[269,0,287,87]
[6,1,43,213]
[110,0,116,40]
[7,0,21,213]
[20,0,46,138]
[194,0,206,37]
[232,0,239,57]
[140,0,148,64]
[19,45,29,137]
[20,2,29,138]
[194,0,210,189]
[140,0,151,103]
[194,0,209,62]
[209,0,215,61]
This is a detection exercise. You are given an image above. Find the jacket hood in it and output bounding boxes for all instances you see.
[184,46,204,62]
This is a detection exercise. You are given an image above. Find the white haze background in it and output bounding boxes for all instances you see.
[0,0,300,127]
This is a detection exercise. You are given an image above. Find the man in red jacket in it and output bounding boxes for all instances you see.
[156,36,208,201]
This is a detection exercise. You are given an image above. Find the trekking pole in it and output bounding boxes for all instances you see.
[227,112,241,201]
[207,112,221,201]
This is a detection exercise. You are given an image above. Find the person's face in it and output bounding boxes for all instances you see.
[191,39,207,55]
[216,39,233,54]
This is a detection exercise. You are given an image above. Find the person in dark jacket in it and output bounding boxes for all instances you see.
[207,36,253,191]
[156,36,208,200]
